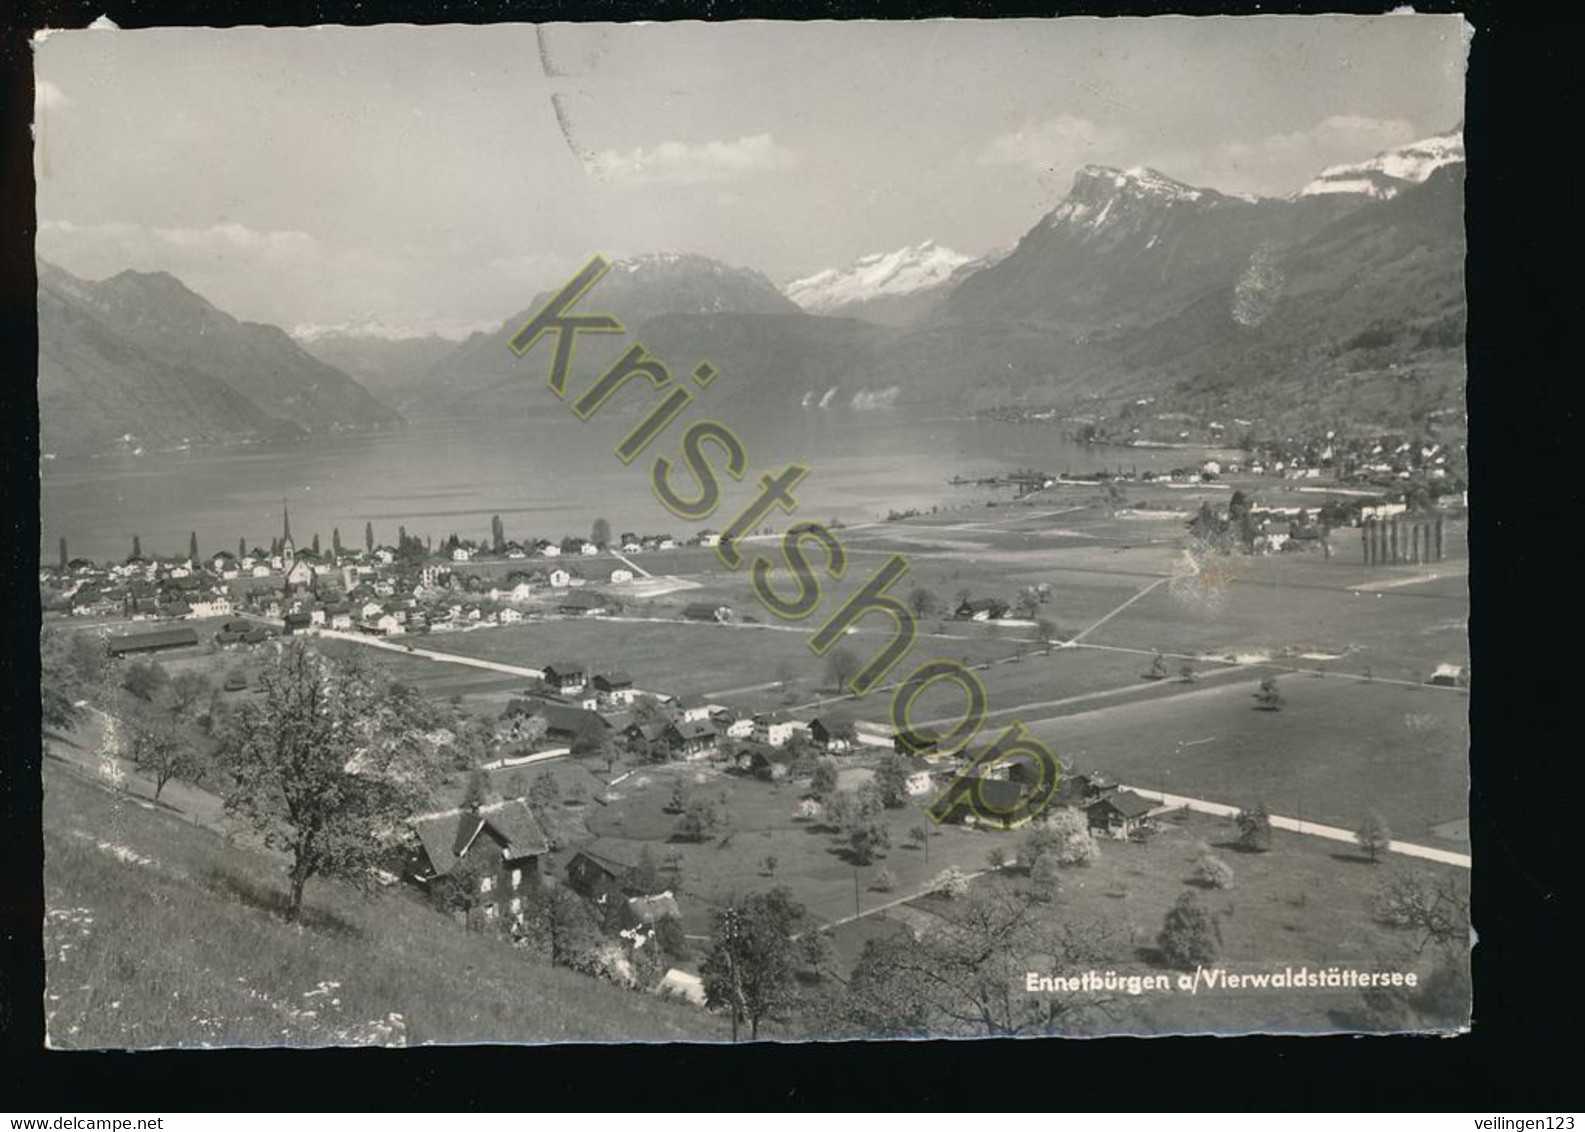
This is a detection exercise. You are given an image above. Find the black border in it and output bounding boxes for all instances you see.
[2,0,1573,1110]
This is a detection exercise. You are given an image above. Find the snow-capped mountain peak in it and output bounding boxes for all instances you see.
[785,240,973,314]
[1295,129,1464,200]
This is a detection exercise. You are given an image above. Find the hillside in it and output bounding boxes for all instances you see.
[42,762,721,1046]
[37,260,402,456]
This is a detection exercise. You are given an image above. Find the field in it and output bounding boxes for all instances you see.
[822,806,1470,1035]
[41,762,723,1047]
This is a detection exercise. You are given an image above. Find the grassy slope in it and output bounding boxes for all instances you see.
[42,763,723,1047]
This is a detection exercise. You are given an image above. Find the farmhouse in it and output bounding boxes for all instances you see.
[565,849,628,898]
[542,662,587,693]
[409,799,550,923]
[926,774,1028,829]
[1086,790,1156,840]
[538,704,612,746]
[682,602,733,623]
[559,591,608,617]
[740,742,797,780]
[663,719,718,760]
[753,712,807,748]
[955,597,1011,621]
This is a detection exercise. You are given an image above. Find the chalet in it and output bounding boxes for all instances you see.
[565,848,635,899]
[621,719,670,752]
[682,602,733,623]
[808,718,853,753]
[926,774,1028,828]
[697,530,721,547]
[670,695,714,724]
[547,567,572,589]
[327,605,354,631]
[712,709,755,741]
[610,568,635,584]
[451,547,472,562]
[538,704,611,746]
[188,595,234,619]
[409,800,549,924]
[955,597,1010,622]
[535,540,562,558]
[1429,663,1465,688]
[542,662,587,693]
[105,626,200,657]
[620,538,643,554]
[663,719,718,760]
[282,611,313,635]
[592,671,636,706]
[285,559,316,589]
[1086,790,1156,840]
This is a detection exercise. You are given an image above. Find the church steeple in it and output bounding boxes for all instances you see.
[282,499,296,566]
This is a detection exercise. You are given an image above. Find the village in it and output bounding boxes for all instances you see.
[40,454,1472,1036]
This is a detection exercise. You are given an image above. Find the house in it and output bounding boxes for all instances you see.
[955,597,1010,621]
[670,695,714,724]
[610,568,635,584]
[542,662,587,693]
[621,719,670,753]
[372,613,405,636]
[547,567,572,589]
[409,799,549,923]
[188,595,234,619]
[1429,663,1466,688]
[627,891,681,926]
[808,718,853,753]
[565,849,628,899]
[697,530,721,548]
[926,774,1028,828]
[283,611,313,635]
[682,602,733,623]
[712,709,755,741]
[753,712,807,748]
[451,546,472,562]
[663,719,718,760]
[592,671,637,706]
[284,559,316,589]
[1086,790,1156,840]
[105,626,200,657]
[498,607,524,624]
[538,704,611,747]
[328,606,354,631]
[535,540,562,558]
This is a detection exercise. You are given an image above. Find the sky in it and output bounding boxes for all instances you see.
[33,16,1467,338]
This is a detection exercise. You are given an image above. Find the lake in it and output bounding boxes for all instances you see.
[39,408,1217,563]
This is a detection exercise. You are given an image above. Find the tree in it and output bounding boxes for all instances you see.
[463,767,490,812]
[1355,813,1392,864]
[907,587,939,619]
[1028,850,1063,901]
[666,778,690,814]
[165,670,212,721]
[1158,892,1219,969]
[365,522,375,554]
[824,647,862,693]
[238,537,247,561]
[674,795,728,843]
[58,536,68,571]
[491,515,506,554]
[40,629,82,732]
[1254,675,1284,711]
[909,823,931,863]
[1194,850,1235,890]
[628,845,665,895]
[128,710,206,801]
[121,659,170,703]
[332,528,343,558]
[1035,619,1058,655]
[514,883,603,972]
[1144,652,1168,680]
[1372,869,1470,955]
[591,518,611,548]
[1179,662,1196,683]
[810,757,840,799]
[130,534,142,561]
[930,867,970,900]
[699,888,807,1040]
[1234,804,1273,852]
[1023,809,1100,869]
[843,884,1114,1037]
[219,643,442,922]
[847,817,891,865]
[874,754,912,808]
[311,533,321,556]
[872,867,897,893]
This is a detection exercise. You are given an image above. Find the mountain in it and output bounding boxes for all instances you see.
[38,260,402,456]
[411,252,809,416]
[1295,129,1465,201]
[294,327,463,411]
[944,164,1359,328]
[784,240,980,326]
